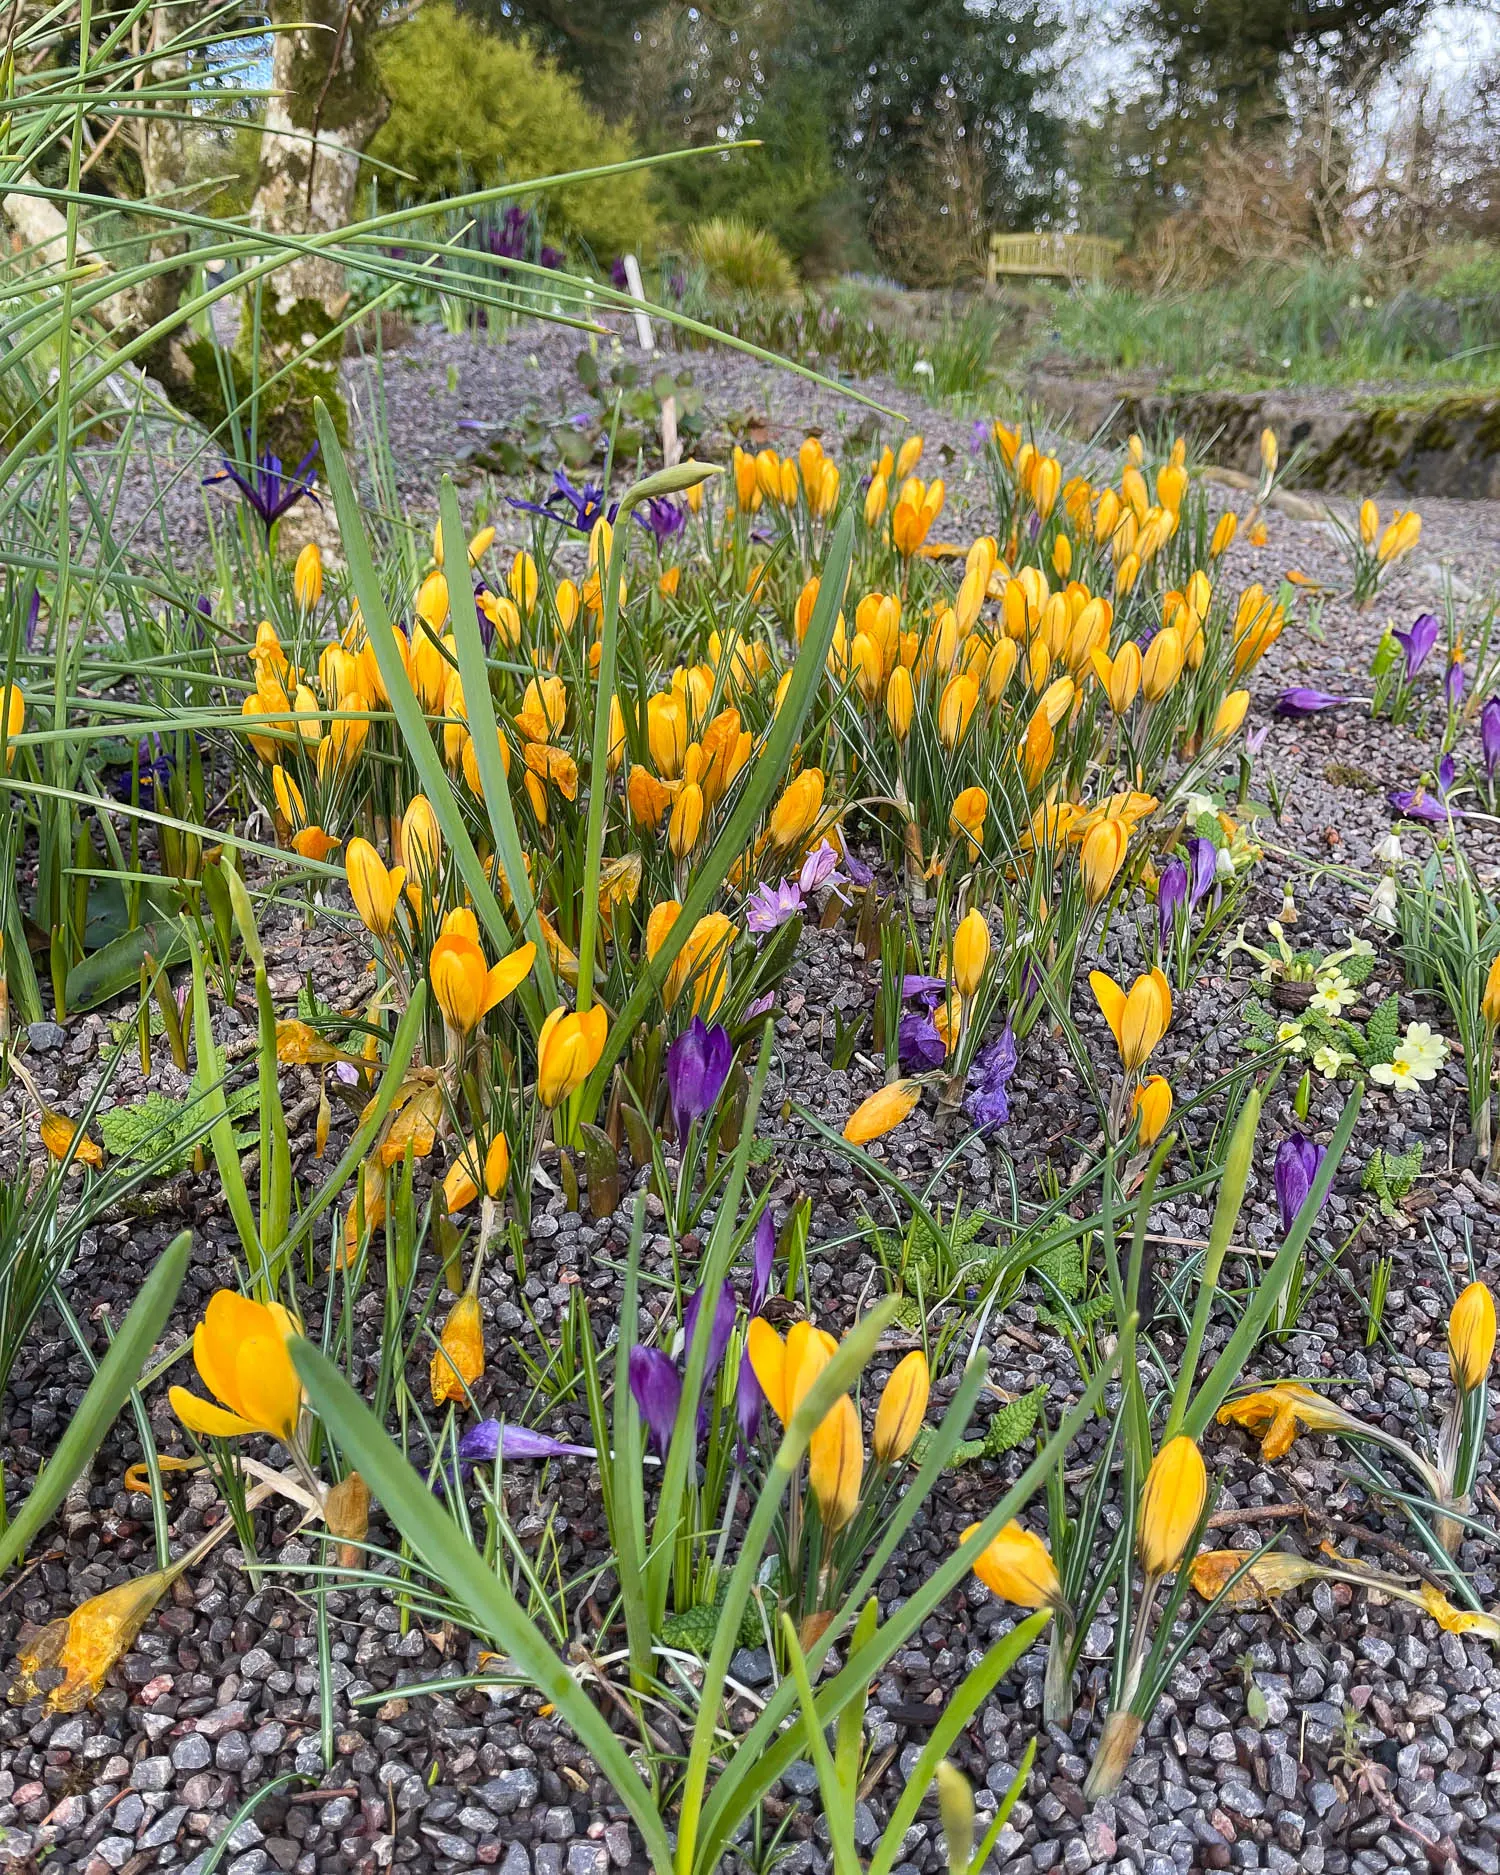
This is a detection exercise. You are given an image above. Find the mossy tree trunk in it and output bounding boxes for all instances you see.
[249,0,389,317]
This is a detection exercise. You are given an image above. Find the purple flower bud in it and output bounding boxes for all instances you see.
[456,1420,595,1467]
[750,1207,776,1315]
[1273,688,1347,717]
[1439,752,1456,795]
[628,1347,683,1457]
[736,1346,762,1446]
[965,1025,1017,1132]
[1188,835,1218,909]
[1483,697,1500,779]
[683,1280,736,1390]
[1157,857,1188,949]
[1245,724,1271,757]
[1446,659,1466,710]
[665,1017,733,1140]
[1392,613,1439,680]
[1273,1134,1327,1236]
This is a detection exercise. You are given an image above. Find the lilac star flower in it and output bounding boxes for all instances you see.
[798,839,848,899]
[1482,697,1500,778]
[1273,689,1348,716]
[665,1017,733,1139]
[1273,1134,1327,1235]
[628,1346,683,1457]
[1392,613,1439,680]
[746,879,805,935]
[203,446,320,536]
[965,1025,1017,1132]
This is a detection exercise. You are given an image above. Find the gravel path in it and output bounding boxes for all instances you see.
[8,317,1500,1875]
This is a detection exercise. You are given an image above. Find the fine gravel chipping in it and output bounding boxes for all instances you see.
[7,315,1500,1875]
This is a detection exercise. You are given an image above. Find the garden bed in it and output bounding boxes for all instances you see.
[4,319,1500,1875]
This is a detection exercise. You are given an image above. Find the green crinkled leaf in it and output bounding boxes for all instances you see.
[1339,951,1376,988]
[1035,1294,1114,1334]
[1361,1142,1422,1219]
[1030,1235,1083,1302]
[98,1087,258,1173]
[946,1385,1050,1468]
[1362,992,1402,1066]
[1194,811,1225,848]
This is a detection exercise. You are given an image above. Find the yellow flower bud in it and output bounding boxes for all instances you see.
[1138,1435,1207,1575]
[430,1293,484,1405]
[843,1079,921,1145]
[873,1350,929,1462]
[1449,1281,1496,1393]
[808,1392,863,1532]
[951,909,990,997]
[964,1519,1062,1609]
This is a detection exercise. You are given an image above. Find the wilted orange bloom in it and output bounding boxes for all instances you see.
[40,1110,104,1170]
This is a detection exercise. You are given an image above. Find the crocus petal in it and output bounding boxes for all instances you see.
[169,1387,261,1440]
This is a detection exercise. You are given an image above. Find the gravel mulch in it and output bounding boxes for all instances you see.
[6,317,1500,1875]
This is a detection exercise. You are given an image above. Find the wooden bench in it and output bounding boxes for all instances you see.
[986,232,1122,285]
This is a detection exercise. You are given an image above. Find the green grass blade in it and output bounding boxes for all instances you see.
[289,1338,675,1872]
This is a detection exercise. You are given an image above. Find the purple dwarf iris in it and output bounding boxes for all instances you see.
[966,1025,1017,1132]
[1482,697,1500,778]
[1157,857,1188,948]
[109,733,175,807]
[746,878,805,935]
[203,446,320,535]
[635,497,686,543]
[1390,752,1464,822]
[1273,1134,1327,1235]
[507,469,617,535]
[1392,613,1439,680]
[456,1419,595,1469]
[1274,689,1347,716]
[665,1017,733,1140]
[1446,659,1466,710]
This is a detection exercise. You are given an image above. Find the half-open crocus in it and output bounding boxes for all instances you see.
[1483,697,1500,778]
[170,1291,302,1444]
[1450,1282,1496,1394]
[1273,688,1347,716]
[536,1004,608,1106]
[1089,968,1172,1074]
[747,1318,838,1425]
[872,1350,929,1462]
[808,1393,863,1531]
[844,1079,922,1144]
[964,1520,1064,1610]
[628,1347,683,1455]
[1138,1435,1206,1576]
[346,837,405,937]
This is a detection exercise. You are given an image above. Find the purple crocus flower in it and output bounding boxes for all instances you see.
[1392,613,1439,680]
[1157,857,1188,948]
[628,1347,682,1457]
[635,497,687,543]
[745,991,776,1020]
[1446,659,1466,710]
[665,1017,733,1139]
[969,419,990,455]
[1245,724,1271,757]
[842,844,874,888]
[1273,1134,1327,1235]
[24,589,41,648]
[203,446,320,536]
[746,879,805,935]
[750,1208,776,1315]
[110,732,175,807]
[1274,689,1347,716]
[1392,753,1465,822]
[456,1419,595,1468]
[610,255,629,289]
[965,1025,1018,1132]
[902,973,948,1009]
[899,1012,947,1070]
[1482,697,1500,778]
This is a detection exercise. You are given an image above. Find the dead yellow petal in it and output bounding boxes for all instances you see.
[14,1571,172,1711]
[1419,1582,1500,1643]
[123,1455,201,1494]
[40,1110,104,1170]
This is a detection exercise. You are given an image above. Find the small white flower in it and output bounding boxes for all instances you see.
[913,359,934,378]
[1277,1021,1306,1054]
[1371,1055,1422,1096]
[1216,846,1236,879]
[1344,934,1376,958]
[1312,1044,1350,1079]
[1368,876,1398,928]
[1374,833,1403,866]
